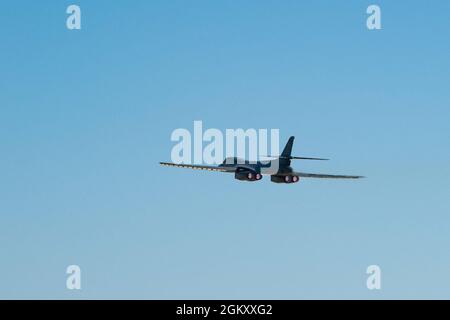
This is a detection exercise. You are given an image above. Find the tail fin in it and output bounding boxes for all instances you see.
[281,136,295,158]
[277,136,328,160]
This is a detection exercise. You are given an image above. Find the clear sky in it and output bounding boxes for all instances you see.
[1,1,449,299]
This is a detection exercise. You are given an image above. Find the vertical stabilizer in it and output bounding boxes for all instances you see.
[281,136,295,158]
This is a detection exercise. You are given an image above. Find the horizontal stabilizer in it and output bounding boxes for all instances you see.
[290,156,329,161]
[260,155,329,161]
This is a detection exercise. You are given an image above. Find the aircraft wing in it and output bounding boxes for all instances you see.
[292,171,364,179]
[160,162,235,172]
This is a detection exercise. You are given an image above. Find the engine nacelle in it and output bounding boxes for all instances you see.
[271,175,300,183]
[235,171,262,181]
[270,175,286,183]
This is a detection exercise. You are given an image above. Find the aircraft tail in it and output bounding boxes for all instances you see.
[281,136,295,158]
[280,136,329,160]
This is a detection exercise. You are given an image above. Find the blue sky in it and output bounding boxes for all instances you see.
[1,1,449,299]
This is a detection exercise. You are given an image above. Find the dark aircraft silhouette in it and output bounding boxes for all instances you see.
[160,136,364,183]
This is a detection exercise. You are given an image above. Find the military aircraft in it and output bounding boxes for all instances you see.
[160,136,364,183]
